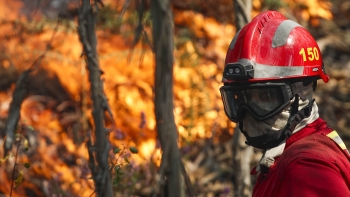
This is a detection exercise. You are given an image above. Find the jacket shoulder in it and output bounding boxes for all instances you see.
[281,132,350,163]
[276,133,350,191]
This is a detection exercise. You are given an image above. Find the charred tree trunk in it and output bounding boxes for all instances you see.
[232,130,254,197]
[3,70,30,155]
[78,1,113,196]
[151,0,182,196]
[234,0,252,31]
[3,21,59,155]
[232,0,253,197]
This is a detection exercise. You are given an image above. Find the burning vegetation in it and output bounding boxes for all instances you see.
[0,0,349,196]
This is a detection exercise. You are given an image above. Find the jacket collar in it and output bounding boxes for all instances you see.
[285,118,331,149]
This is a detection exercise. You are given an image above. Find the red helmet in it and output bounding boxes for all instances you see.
[222,11,329,83]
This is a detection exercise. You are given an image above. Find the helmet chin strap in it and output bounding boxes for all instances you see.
[239,96,315,149]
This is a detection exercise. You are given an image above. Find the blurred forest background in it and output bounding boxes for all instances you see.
[0,0,349,196]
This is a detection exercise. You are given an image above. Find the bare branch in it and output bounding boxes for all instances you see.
[128,0,147,63]
[181,160,196,197]
[152,142,169,197]
[118,0,131,21]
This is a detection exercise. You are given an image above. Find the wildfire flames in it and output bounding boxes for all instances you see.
[0,0,333,196]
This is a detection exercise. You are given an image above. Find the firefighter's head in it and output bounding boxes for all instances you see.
[220,11,328,149]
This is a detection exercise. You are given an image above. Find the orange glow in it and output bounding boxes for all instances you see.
[0,0,23,21]
[0,0,333,195]
[296,0,332,20]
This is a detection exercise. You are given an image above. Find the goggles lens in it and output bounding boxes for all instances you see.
[220,84,291,122]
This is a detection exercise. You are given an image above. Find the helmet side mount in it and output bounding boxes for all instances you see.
[223,59,255,81]
[223,62,254,80]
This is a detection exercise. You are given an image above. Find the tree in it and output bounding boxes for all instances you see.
[151,0,183,196]
[232,0,254,197]
[77,0,113,196]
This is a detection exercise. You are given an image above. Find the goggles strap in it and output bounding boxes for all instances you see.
[291,95,299,114]
[240,98,315,149]
[290,82,313,101]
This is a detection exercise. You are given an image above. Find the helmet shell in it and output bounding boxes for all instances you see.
[223,11,329,83]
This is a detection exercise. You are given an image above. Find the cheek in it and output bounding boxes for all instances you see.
[241,114,271,137]
[261,110,290,130]
[241,110,291,137]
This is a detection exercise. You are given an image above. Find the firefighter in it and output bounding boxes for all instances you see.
[220,10,350,196]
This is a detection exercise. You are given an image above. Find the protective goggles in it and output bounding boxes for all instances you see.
[220,83,294,122]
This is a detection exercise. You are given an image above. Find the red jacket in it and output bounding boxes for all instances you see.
[252,118,350,197]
